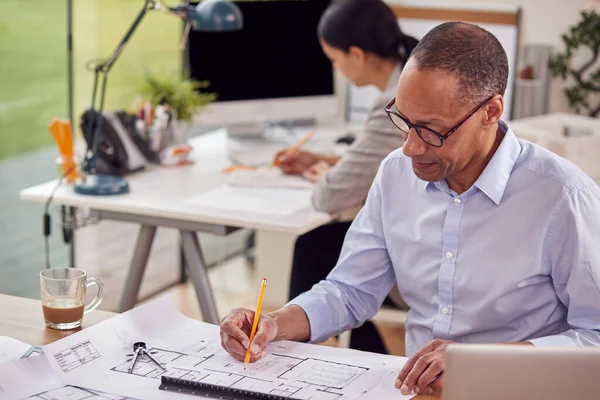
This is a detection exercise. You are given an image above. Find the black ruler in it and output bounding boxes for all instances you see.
[159,376,303,400]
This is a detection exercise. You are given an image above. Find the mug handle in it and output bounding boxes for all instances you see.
[84,278,105,314]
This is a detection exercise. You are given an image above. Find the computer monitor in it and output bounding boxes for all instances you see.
[187,0,336,132]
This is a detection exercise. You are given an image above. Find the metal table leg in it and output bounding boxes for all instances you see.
[180,230,220,325]
[119,225,157,312]
[179,239,187,284]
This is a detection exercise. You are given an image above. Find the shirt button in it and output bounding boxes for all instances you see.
[454,198,461,205]
[446,251,453,259]
[441,306,450,314]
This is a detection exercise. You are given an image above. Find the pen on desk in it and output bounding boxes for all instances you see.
[245,278,267,369]
[271,129,316,167]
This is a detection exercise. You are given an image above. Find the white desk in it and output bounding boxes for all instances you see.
[20,128,336,323]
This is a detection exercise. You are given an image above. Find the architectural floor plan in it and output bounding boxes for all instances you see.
[109,339,378,399]
[18,297,411,400]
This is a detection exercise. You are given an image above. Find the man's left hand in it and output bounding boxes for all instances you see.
[395,339,453,395]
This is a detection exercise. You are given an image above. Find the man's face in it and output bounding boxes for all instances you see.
[394,60,488,183]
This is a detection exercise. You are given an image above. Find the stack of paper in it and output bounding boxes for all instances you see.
[0,336,33,364]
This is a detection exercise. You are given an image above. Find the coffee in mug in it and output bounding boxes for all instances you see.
[40,268,104,330]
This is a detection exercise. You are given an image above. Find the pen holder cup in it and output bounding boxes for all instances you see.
[56,156,80,184]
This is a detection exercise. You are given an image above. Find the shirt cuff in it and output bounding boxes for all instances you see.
[286,294,338,344]
[528,334,578,347]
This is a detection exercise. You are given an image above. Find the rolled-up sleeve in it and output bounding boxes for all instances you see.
[288,164,396,343]
[530,184,600,347]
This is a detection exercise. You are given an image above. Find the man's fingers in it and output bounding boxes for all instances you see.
[247,351,267,364]
[222,347,261,363]
[398,342,433,379]
[430,374,444,394]
[416,359,444,394]
[220,321,251,349]
[221,333,267,364]
[398,353,434,395]
[396,342,434,387]
[222,333,248,358]
[248,318,276,355]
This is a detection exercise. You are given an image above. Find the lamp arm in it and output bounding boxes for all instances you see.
[84,0,195,174]
[84,0,158,173]
[98,0,157,74]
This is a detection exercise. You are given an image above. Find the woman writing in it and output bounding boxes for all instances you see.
[278,0,417,354]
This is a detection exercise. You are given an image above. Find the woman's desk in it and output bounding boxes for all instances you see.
[19,128,336,323]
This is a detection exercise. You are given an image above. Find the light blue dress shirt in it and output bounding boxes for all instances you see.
[289,121,600,356]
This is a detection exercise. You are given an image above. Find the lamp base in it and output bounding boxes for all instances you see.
[73,174,129,196]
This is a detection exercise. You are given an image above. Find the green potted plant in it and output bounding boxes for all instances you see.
[549,10,600,118]
[139,70,216,122]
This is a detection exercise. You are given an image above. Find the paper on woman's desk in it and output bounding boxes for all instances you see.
[35,296,412,400]
[226,168,315,190]
[185,186,314,217]
[0,336,33,363]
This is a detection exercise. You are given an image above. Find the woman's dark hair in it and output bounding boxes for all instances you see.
[318,0,418,65]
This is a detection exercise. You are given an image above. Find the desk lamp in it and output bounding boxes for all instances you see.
[74,0,243,195]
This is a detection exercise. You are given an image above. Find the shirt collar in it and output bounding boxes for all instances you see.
[473,121,521,205]
[422,121,522,205]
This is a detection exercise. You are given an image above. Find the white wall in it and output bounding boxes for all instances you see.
[425,0,589,114]
[336,0,596,119]
[396,0,596,115]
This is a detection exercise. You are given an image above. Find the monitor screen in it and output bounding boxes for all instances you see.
[187,0,334,103]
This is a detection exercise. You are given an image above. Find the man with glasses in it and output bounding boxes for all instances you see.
[219,22,600,395]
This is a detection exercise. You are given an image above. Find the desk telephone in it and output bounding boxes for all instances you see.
[80,109,158,175]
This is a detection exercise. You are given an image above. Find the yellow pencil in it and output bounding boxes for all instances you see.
[244,278,267,369]
[271,129,316,168]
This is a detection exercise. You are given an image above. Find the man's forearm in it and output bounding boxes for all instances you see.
[267,305,311,342]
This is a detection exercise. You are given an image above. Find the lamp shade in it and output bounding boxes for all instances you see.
[193,0,243,31]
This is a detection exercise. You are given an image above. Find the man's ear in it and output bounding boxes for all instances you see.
[483,95,504,125]
[348,46,366,64]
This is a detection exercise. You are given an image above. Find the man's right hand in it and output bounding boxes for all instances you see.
[219,308,279,363]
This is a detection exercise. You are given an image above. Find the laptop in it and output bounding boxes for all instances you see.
[444,344,600,400]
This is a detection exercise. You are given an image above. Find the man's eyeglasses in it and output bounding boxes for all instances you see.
[384,95,493,147]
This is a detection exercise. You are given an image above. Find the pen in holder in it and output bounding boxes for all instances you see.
[49,119,79,183]
[135,101,193,166]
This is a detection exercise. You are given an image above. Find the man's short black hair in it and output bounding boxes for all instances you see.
[408,22,509,106]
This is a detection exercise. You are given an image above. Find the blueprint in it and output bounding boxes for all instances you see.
[8,297,411,400]
[109,344,382,399]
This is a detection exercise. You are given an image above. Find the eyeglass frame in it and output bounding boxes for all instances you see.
[384,95,494,147]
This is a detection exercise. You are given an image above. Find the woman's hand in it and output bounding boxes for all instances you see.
[303,161,332,182]
[274,150,320,174]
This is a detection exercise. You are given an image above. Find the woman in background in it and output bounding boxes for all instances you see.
[277,0,417,354]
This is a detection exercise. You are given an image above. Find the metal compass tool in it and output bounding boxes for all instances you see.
[126,342,167,373]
